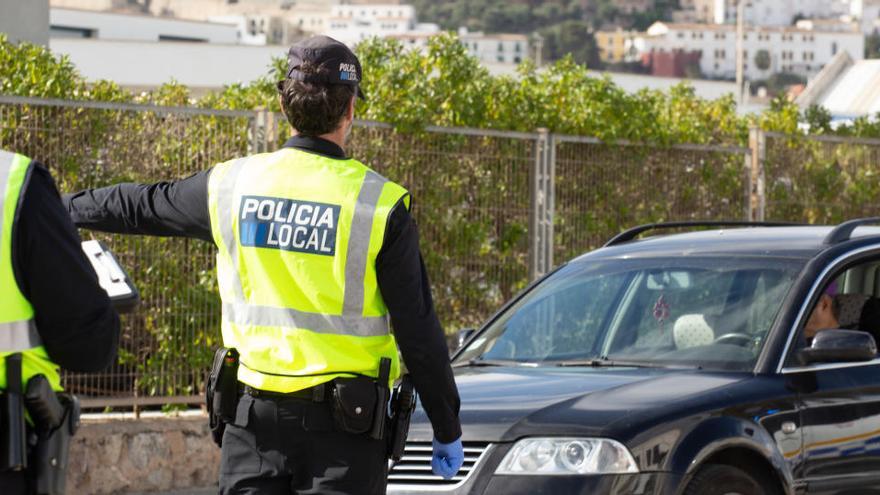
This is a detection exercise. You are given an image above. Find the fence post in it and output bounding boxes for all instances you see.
[748,126,766,221]
[529,129,554,281]
[250,108,275,154]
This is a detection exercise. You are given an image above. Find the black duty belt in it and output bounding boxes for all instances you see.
[241,383,327,402]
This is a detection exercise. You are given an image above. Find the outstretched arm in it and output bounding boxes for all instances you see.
[62,169,214,242]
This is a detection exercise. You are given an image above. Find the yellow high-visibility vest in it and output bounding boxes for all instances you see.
[0,151,61,391]
[207,147,410,393]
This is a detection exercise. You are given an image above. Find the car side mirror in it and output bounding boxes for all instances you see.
[798,329,878,365]
[457,328,476,351]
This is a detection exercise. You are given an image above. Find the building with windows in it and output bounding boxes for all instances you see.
[850,0,880,34]
[208,14,298,45]
[50,7,239,42]
[388,29,530,67]
[322,4,440,46]
[675,0,853,27]
[596,28,640,63]
[636,21,864,80]
[458,29,529,65]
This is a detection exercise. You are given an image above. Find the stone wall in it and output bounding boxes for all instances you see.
[68,413,219,494]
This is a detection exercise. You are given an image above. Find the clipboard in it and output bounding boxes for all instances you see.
[81,240,139,312]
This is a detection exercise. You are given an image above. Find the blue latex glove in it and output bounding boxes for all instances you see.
[432,437,464,480]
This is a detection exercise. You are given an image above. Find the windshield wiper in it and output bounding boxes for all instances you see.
[452,358,539,368]
[553,358,662,369]
[554,358,703,370]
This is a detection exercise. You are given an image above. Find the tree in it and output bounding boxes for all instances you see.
[539,20,600,68]
[754,49,771,71]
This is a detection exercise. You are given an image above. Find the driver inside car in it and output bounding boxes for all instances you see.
[803,281,880,345]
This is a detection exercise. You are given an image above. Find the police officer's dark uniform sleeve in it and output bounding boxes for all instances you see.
[63,169,214,242]
[14,163,119,372]
[377,205,462,443]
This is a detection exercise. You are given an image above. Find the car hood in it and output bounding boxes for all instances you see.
[407,366,747,442]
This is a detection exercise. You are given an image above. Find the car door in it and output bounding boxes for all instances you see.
[782,255,880,494]
[791,364,880,494]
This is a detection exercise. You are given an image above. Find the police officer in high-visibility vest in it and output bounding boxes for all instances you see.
[0,150,120,494]
[64,36,463,494]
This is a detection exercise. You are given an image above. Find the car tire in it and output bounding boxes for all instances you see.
[683,464,779,495]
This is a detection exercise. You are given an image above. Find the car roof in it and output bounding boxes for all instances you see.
[573,226,880,262]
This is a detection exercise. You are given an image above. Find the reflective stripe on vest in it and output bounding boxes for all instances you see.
[0,151,38,351]
[213,157,391,336]
[0,320,41,352]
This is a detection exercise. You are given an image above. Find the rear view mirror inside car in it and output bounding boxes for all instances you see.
[647,271,692,289]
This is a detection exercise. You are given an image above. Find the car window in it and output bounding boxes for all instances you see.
[788,259,880,361]
[458,257,804,371]
[476,270,628,361]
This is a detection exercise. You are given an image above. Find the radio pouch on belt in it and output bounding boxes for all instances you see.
[207,347,239,447]
[331,376,378,435]
[0,353,27,472]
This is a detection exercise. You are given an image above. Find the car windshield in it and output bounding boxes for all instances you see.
[456,256,805,371]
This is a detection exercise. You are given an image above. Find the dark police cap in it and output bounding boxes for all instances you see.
[286,35,365,100]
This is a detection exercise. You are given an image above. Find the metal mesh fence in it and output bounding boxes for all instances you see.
[764,132,880,223]
[553,137,750,261]
[0,97,253,408]
[0,96,784,409]
[347,123,535,331]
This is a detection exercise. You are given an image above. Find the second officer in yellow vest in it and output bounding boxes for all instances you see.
[64,36,462,494]
[0,150,119,494]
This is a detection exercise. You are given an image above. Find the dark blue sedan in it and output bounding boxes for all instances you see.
[388,220,880,495]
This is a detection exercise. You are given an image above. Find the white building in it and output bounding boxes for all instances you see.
[850,0,880,34]
[639,21,864,80]
[389,30,530,67]
[208,14,298,45]
[49,38,285,95]
[682,0,852,26]
[50,7,238,43]
[459,29,529,65]
[322,4,440,47]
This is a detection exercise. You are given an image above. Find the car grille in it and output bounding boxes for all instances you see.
[387,441,491,487]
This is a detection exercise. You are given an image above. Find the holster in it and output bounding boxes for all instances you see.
[26,380,80,495]
[206,348,239,447]
[0,353,27,472]
[387,375,416,463]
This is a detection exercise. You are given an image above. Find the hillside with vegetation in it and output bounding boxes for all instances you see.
[408,0,680,66]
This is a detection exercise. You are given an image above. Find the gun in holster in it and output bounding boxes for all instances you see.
[1,354,81,495]
[387,374,416,463]
[206,347,239,447]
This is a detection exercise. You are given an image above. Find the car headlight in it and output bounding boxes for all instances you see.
[495,438,639,475]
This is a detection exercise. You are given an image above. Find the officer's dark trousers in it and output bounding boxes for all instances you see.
[0,470,27,494]
[219,393,387,495]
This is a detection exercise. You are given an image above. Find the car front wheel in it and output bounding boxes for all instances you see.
[683,464,779,495]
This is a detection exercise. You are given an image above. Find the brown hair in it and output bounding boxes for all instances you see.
[278,61,355,136]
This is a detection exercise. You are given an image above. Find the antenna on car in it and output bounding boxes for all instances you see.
[604,221,803,247]
[823,217,880,245]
